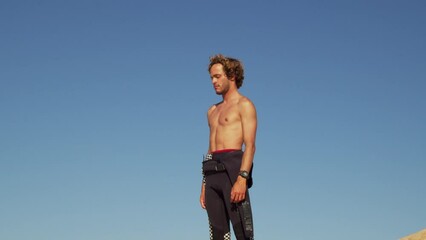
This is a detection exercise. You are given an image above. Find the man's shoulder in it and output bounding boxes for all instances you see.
[237,96,255,108]
[207,101,222,114]
[207,105,216,114]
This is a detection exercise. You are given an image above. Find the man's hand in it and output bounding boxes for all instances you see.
[230,176,247,203]
[200,184,206,209]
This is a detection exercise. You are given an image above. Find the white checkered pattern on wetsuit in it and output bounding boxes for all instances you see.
[209,222,231,240]
[205,153,213,161]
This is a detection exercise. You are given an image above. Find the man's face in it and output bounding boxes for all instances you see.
[210,63,230,95]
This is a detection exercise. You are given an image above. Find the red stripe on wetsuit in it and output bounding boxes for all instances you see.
[212,149,241,154]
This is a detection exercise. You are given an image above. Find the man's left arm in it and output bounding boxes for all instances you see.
[230,98,257,203]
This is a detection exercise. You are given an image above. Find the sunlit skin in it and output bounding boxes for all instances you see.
[200,63,257,208]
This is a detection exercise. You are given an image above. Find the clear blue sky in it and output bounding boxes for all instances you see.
[1,0,425,239]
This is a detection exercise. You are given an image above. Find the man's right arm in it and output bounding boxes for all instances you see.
[200,147,211,209]
[200,181,206,209]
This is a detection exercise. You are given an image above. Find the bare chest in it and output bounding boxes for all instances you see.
[209,104,240,127]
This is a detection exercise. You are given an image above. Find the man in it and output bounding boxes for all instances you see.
[200,54,257,240]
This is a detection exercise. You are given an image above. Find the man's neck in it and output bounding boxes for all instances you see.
[222,88,240,102]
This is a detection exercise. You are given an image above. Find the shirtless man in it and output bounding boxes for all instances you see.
[200,54,257,240]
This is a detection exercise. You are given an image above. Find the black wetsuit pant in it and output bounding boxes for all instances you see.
[204,150,253,240]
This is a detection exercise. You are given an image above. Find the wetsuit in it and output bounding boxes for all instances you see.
[203,150,254,240]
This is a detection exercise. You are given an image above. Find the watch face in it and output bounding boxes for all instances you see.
[240,171,249,178]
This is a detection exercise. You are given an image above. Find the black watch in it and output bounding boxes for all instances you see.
[239,170,250,179]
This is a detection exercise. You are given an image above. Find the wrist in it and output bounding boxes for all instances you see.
[237,176,248,184]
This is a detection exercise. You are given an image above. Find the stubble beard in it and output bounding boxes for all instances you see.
[215,86,228,96]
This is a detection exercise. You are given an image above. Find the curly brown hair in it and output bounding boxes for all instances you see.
[208,54,245,89]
